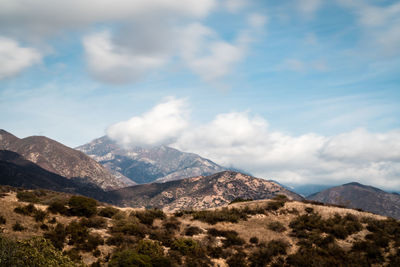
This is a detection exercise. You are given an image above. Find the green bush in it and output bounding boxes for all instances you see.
[0,215,6,224]
[227,251,247,267]
[47,200,68,215]
[207,228,244,247]
[132,209,166,226]
[79,216,107,229]
[108,250,152,267]
[16,191,39,203]
[98,206,119,218]
[249,239,289,266]
[14,203,37,215]
[249,237,259,244]
[171,238,200,256]
[185,226,203,236]
[12,222,25,231]
[266,200,285,211]
[0,236,76,266]
[34,209,47,222]
[268,221,286,233]
[192,207,248,224]
[44,223,67,250]
[68,196,97,217]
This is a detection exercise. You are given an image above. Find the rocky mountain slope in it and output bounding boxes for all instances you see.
[76,136,226,184]
[0,130,134,190]
[0,150,106,198]
[108,171,303,211]
[308,182,400,219]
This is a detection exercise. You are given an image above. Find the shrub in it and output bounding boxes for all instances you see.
[12,222,25,231]
[305,207,314,213]
[79,216,107,229]
[65,248,82,262]
[44,223,66,250]
[0,236,76,266]
[0,215,6,224]
[98,206,119,218]
[68,196,97,217]
[16,191,39,203]
[14,203,37,215]
[136,240,164,257]
[171,238,200,256]
[132,209,166,226]
[111,218,148,237]
[108,250,152,267]
[192,207,248,224]
[185,226,203,236]
[249,239,289,266]
[227,251,247,267]
[266,200,285,211]
[230,198,253,204]
[207,228,244,247]
[40,224,49,231]
[163,217,181,233]
[34,210,47,222]
[268,221,286,233]
[47,200,68,215]
[249,237,259,244]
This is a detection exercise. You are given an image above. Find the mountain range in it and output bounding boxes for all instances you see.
[76,136,226,184]
[1,129,400,220]
[0,130,134,190]
[308,182,400,219]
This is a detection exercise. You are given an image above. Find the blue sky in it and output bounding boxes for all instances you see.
[1,0,399,189]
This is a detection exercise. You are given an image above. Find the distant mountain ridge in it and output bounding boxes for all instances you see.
[308,182,400,219]
[0,150,106,198]
[76,136,226,184]
[108,171,303,211]
[0,130,134,190]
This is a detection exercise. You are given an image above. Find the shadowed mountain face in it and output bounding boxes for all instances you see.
[0,150,106,198]
[76,136,226,184]
[108,171,303,211]
[0,130,134,190]
[307,182,400,219]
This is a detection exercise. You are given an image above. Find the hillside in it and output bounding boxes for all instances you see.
[0,186,399,266]
[0,150,108,199]
[108,171,303,211]
[76,136,226,184]
[0,130,134,190]
[308,182,400,219]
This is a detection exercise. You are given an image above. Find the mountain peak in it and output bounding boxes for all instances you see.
[77,136,227,184]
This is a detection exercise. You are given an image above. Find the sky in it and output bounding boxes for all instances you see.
[0,0,399,190]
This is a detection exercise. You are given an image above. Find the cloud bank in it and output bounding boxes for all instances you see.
[0,0,265,83]
[107,98,400,190]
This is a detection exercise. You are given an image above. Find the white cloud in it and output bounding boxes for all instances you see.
[223,0,247,13]
[83,31,167,83]
[0,37,41,79]
[247,13,268,29]
[297,0,322,17]
[0,0,265,83]
[107,97,188,147]
[180,23,245,82]
[338,1,400,56]
[108,98,400,190]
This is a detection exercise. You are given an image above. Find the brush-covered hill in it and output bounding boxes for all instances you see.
[76,136,226,184]
[108,171,303,211]
[0,185,399,266]
[308,182,400,219]
[0,130,134,190]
